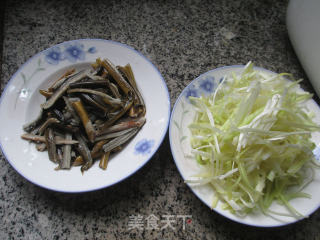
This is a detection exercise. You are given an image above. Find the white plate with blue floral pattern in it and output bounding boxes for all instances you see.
[0,39,170,193]
[169,65,320,227]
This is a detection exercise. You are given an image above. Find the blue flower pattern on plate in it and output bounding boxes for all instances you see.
[64,43,85,62]
[200,76,215,93]
[185,85,199,99]
[88,47,97,54]
[135,139,155,155]
[44,41,97,65]
[313,146,320,163]
[45,46,63,65]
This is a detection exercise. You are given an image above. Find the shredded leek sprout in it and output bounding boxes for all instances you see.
[187,62,320,219]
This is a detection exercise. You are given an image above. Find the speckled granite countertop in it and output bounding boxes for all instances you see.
[1,0,320,239]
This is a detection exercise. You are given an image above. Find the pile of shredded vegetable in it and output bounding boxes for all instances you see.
[187,62,320,219]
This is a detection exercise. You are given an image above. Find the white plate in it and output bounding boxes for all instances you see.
[169,65,320,227]
[0,39,170,193]
[287,0,320,98]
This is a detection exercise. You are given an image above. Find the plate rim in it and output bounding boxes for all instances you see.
[169,64,320,227]
[0,38,171,193]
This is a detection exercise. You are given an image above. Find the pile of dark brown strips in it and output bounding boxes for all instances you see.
[21,58,146,173]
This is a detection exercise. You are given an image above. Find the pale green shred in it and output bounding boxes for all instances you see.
[187,62,320,219]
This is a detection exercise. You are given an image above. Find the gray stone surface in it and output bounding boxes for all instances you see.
[1,0,320,239]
